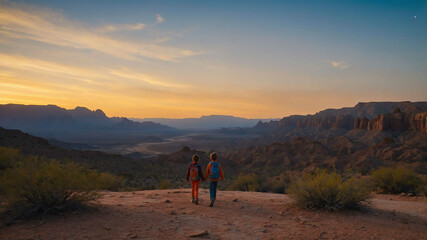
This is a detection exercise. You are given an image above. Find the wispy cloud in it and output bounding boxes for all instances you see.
[0,53,188,89]
[108,68,189,89]
[0,53,266,118]
[329,61,351,69]
[156,14,164,23]
[98,23,145,33]
[0,2,198,61]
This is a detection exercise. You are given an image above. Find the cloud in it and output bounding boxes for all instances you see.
[156,14,164,23]
[329,61,351,69]
[98,23,145,33]
[0,53,189,89]
[108,68,189,89]
[0,2,198,61]
[0,52,371,119]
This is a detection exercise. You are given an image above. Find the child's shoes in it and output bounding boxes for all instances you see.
[209,198,215,207]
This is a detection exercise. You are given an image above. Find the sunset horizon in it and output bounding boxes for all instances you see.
[1,0,426,118]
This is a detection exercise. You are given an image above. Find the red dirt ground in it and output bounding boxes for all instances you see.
[1,190,426,240]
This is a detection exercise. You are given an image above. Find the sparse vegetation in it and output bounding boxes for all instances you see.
[0,149,123,219]
[261,173,292,193]
[159,180,172,189]
[372,167,424,194]
[0,146,21,170]
[229,174,261,191]
[288,169,370,211]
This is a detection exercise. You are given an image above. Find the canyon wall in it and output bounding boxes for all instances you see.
[354,108,427,133]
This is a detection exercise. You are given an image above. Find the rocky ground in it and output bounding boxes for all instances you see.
[1,190,426,240]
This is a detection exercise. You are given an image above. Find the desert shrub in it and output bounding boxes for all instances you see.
[0,156,122,218]
[229,174,261,192]
[372,167,424,194]
[159,180,172,189]
[262,173,291,193]
[288,169,370,211]
[0,147,21,171]
[96,172,124,191]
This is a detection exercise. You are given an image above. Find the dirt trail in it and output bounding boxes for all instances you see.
[1,190,426,240]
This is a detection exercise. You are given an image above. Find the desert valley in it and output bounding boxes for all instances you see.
[1,101,427,239]
[1,0,426,239]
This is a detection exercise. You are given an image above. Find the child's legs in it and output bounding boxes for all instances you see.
[209,181,218,199]
[191,180,196,198]
[191,180,200,198]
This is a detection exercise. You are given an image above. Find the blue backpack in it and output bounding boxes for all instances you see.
[210,161,220,180]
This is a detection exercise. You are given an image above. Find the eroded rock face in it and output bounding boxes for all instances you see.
[354,110,427,133]
[278,115,306,129]
[354,117,369,129]
[253,102,427,133]
[296,115,355,130]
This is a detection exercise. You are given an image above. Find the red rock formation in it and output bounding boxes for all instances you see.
[354,109,427,133]
[296,115,354,130]
[354,117,369,129]
[278,115,305,129]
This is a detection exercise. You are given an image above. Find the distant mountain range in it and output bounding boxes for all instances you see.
[131,115,279,130]
[0,101,426,188]
[0,104,176,144]
[1,101,426,148]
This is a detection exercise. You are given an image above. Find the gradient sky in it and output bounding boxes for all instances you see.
[0,0,426,118]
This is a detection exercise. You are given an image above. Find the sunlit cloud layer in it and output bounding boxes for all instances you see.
[0,3,198,61]
[0,1,425,118]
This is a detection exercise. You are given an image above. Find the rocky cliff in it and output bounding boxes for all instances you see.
[255,102,427,134]
[354,108,427,133]
[296,115,355,130]
[316,101,427,118]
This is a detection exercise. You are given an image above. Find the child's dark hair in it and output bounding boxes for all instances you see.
[192,154,200,163]
[210,152,218,161]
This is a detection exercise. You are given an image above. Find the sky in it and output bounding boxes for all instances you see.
[0,0,426,118]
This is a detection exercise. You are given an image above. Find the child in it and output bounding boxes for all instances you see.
[205,152,224,207]
[186,154,204,205]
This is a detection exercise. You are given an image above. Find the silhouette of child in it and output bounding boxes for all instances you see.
[205,152,224,207]
[186,154,204,205]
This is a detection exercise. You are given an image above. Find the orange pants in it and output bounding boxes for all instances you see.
[191,180,200,198]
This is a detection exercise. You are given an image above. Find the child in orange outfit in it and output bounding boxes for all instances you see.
[186,154,205,205]
[205,152,224,207]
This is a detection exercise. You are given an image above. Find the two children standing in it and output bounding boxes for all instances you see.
[186,152,224,207]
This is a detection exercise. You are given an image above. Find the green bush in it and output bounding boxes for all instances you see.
[229,174,261,192]
[372,167,424,194]
[0,156,122,218]
[262,173,291,193]
[159,180,172,189]
[288,169,370,211]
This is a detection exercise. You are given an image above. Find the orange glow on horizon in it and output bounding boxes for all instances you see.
[1,1,425,119]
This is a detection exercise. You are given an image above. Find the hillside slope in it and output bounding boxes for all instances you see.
[229,133,427,174]
[0,127,183,188]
